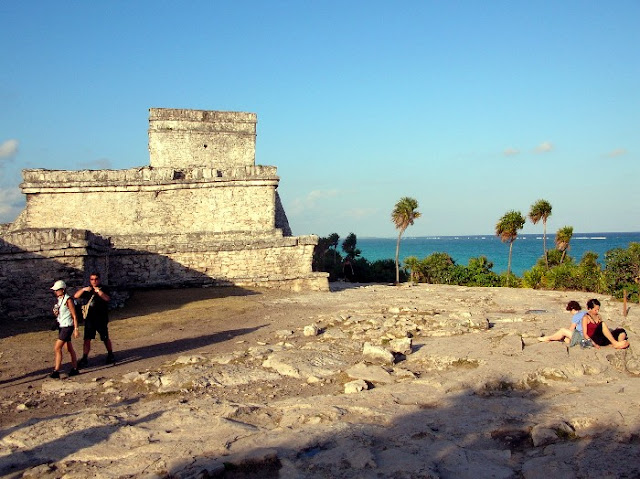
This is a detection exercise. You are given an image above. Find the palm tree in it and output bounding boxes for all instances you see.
[341,232,361,260]
[495,210,526,278]
[328,233,340,263]
[555,226,574,264]
[529,199,552,269]
[392,197,421,284]
[404,256,421,283]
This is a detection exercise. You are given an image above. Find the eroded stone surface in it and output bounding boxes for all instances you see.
[1,284,639,479]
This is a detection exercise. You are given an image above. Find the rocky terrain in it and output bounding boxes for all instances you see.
[1,283,639,478]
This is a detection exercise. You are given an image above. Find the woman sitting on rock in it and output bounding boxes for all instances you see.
[582,298,629,349]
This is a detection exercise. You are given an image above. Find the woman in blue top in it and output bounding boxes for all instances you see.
[50,280,80,378]
[538,300,590,346]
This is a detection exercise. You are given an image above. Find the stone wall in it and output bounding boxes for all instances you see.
[148,109,256,169]
[0,229,110,320]
[15,166,278,236]
[107,232,319,290]
[0,107,328,321]
[0,228,325,320]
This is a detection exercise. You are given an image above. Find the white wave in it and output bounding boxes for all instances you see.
[574,236,607,240]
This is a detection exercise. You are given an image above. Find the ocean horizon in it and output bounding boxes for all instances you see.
[355,231,640,276]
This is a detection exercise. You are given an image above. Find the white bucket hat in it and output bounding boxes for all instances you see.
[50,280,66,290]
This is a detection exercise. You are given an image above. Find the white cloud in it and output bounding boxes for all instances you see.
[604,148,627,158]
[503,147,520,156]
[534,141,554,153]
[289,189,340,215]
[0,139,19,159]
[0,187,24,223]
[341,207,378,220]
[78,158,113,170]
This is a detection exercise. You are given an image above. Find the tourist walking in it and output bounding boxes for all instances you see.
[74,272,115,366]
[50,280,80,378]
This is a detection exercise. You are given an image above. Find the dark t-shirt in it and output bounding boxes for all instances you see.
[79,287,110,323]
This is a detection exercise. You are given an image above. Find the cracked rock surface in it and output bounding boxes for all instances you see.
[1,283,639,478]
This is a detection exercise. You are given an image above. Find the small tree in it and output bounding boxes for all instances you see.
[404,256,421,283]
[328,233,340,263]
[577,251,603,293]
[529,199,552,268]
[466,256,501,287]
[312,233,343,280]
[422,252,456,284]
[495,210,526,279]
[341,232,361,260]
[604,243,640,301]
[341,233,361,281]
[555,226,574,264]
[391,197,421,284]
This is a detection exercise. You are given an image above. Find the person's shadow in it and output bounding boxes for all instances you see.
[0,325,266,388]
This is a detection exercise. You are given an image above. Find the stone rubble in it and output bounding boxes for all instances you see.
[1,284,639,478]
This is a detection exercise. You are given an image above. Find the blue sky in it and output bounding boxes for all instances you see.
[1,1,639,238]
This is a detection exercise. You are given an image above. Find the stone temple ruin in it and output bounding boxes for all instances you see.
[0,108,328,320]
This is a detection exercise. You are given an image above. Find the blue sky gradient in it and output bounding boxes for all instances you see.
[1,1,638,237]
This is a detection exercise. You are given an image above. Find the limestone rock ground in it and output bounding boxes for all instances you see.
[0,284,639,478]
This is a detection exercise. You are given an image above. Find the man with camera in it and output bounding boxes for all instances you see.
[74,272,115,367]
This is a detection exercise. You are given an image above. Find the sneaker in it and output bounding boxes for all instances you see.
[105,353,116,365]
[78,356,88,368]
[69,368,80,377]
[49,370,60,379]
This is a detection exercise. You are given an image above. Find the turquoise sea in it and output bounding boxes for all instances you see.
[357,232,640,276]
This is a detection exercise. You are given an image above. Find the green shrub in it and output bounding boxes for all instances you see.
[500,272,521,288]
[604,243,640,301]
[536,249,568,268]
[542,263,579,290]
[522,265,545,289]
[465,256,501,287]
[421,252,457,284]
[576,252,604,293]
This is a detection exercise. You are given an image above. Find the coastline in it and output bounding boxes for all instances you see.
[355,231,640,275]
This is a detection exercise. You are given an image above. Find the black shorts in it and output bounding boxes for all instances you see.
[591,323,627,346]
[58,326,75,343]
[84,320,109,342]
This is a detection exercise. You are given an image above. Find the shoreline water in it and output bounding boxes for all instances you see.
[356,231,640,276]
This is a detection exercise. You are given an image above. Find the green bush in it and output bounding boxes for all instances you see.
[500,272,521,288]
[536,249,571,268]
[542,263,579,290]
[343,257,405,283]
[604,243,640,301]
[576,252,604,293]
[421,252,457,284]
[403,253,501,287]
[522,265,545,289]
[465,256,501,287]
